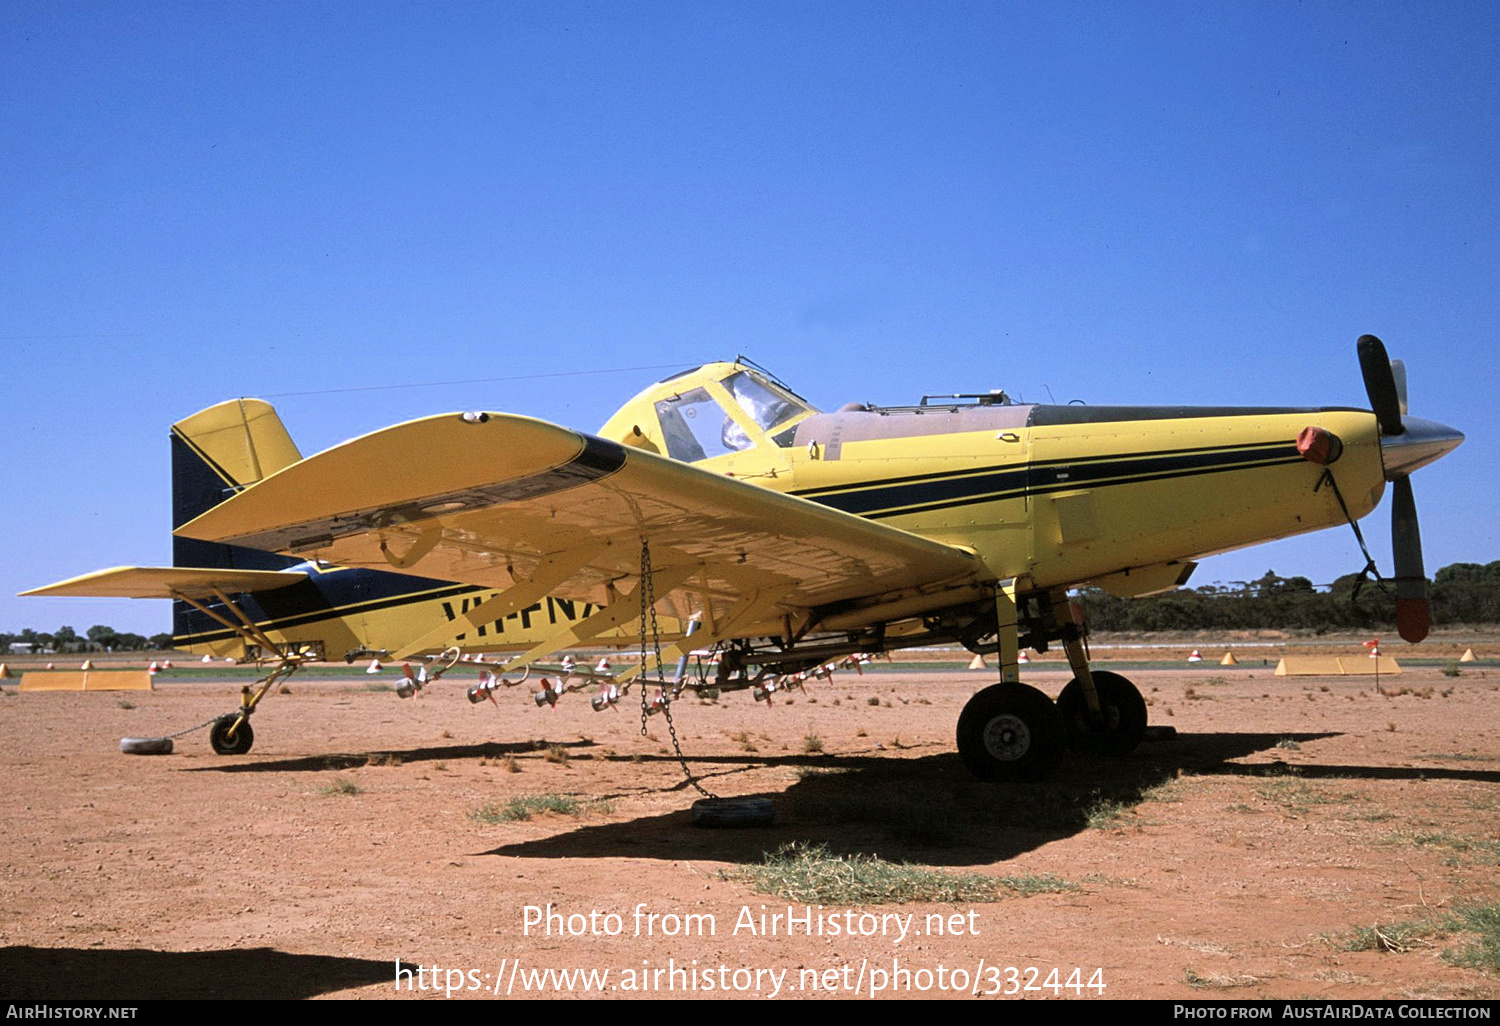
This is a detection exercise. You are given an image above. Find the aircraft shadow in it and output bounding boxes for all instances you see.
[470,729,1500,868]
[179,729,1327,779]
[1143,729,1500,784]
[182,737,602,774]
[0,945,391,999]
[174,730,1500,870]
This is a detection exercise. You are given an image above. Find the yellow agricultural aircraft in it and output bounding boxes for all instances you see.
[23,335,1462,780]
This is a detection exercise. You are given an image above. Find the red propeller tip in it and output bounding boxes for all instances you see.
[1396,599,1430,644]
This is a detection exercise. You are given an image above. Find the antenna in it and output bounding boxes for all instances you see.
[731,355,812,404]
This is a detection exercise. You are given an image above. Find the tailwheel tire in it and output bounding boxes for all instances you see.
[1056,671,1147,757]
[956,683,1065,782]
[120,737,174,756]
[209,715,254,755]
[690,797,775,827]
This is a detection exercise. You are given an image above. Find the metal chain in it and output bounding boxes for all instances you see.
[146,660,298,743]
[639,541,652,737]
[159,712,230,740]
[638,539,716,799]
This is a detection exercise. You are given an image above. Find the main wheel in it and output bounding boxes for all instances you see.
[1056,671,1147,756]
[956,683,1065,781]
[209,715,254,755]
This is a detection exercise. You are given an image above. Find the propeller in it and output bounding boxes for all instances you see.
[1356,334,1463,643]
[1389,476,1427,643]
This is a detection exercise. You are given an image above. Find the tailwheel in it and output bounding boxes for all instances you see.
[1056,671,1147,757]
[956,683,1065,782]
[209,715,255,755]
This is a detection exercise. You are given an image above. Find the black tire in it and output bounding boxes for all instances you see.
[690,797,775,827]
[209,715,254,755]
[120,737,174,756]
[956,683,1065,782]
[1055,671,1147,757]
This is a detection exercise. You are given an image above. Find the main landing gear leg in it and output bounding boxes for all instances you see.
[1049,588,1146,756]
[955,583,1065,781]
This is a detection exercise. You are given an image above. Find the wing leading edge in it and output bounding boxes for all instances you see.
[21,566,310,600]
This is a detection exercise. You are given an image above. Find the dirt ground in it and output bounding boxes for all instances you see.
[2,637,1498,1001]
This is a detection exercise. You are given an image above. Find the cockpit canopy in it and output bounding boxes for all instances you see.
[598,362,818,463]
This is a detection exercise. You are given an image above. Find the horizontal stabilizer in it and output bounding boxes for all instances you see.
[20,566,309,600]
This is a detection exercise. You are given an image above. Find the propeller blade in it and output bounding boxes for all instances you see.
[1390,476,1429,643]
[1358,334,1405,437]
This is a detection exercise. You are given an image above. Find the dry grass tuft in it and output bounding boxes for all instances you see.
[319,776,363,797]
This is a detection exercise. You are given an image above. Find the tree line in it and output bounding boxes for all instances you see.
[1,625,176,654]
[1077,561,1500,632]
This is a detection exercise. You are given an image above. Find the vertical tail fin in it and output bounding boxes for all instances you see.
[171,399,302,571]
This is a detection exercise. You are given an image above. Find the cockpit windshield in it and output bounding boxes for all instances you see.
[651,368,815,463]
[723,370,809,435]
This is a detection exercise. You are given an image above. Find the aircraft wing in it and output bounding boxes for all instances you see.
[20,566,310,600]
[174,413,983,628]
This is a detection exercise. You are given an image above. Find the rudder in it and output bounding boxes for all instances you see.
[172,398,303,571]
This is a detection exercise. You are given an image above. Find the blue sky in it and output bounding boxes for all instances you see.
[3,1,1496,636]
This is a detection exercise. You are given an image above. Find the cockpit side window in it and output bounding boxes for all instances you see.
[654,388,748,462]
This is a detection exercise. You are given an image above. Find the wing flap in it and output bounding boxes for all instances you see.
[20,566,310,600]
[174,413,981,617]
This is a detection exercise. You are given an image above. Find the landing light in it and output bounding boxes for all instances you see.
[1296,426,1343,465]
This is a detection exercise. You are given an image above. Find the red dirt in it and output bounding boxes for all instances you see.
[2,643,1497,1001]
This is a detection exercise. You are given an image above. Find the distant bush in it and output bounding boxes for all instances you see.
[1077,562,1500,633]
